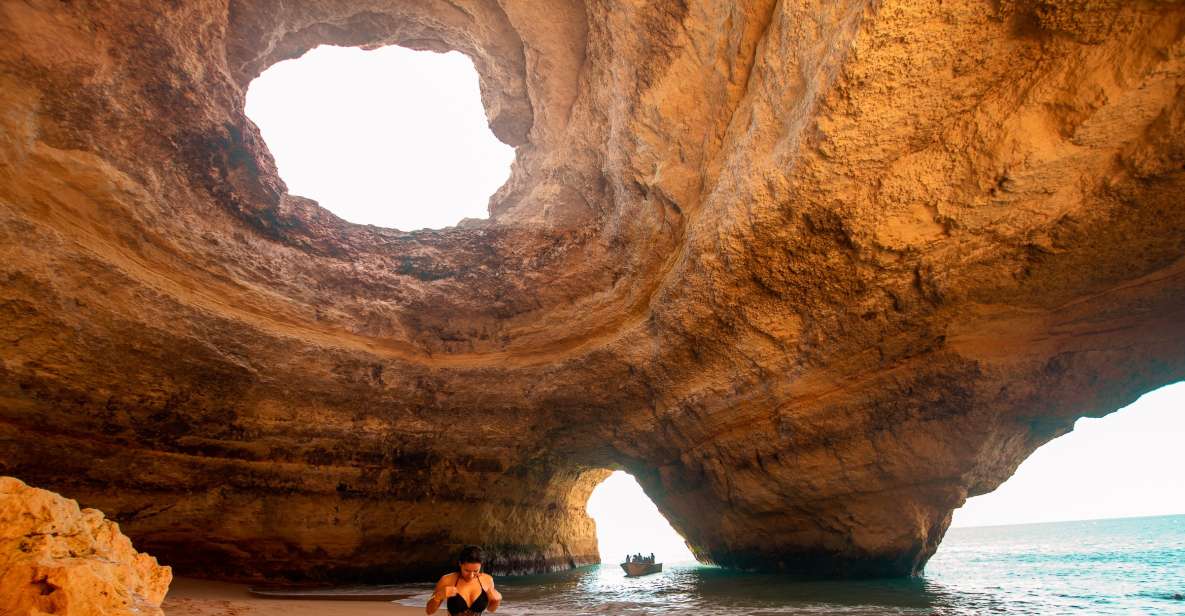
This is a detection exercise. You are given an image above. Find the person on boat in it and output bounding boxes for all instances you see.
[426,545,502,615]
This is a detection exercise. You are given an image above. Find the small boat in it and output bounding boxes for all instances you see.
[620,561,663,577]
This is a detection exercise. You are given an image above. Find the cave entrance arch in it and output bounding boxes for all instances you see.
[244,44,515,231]
[951,381,1185,529]
[585,470,696,565]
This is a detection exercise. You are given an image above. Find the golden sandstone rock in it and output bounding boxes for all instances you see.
[0,477,171,615]
[0,0,1184,583]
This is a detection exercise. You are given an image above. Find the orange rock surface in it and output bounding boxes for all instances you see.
[0,476,171,615]
[0,0,1184,581]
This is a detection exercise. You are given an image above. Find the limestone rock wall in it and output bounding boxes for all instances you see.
[0,476,172,616]
[0,0,1183,580]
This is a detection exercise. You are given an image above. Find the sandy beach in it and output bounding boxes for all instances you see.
[163,578,424,616]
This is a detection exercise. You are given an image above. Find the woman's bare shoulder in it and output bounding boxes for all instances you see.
[436,572,458,585]
[480,572,495,584]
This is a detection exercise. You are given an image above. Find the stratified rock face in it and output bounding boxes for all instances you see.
[0,476,172,615]
[0,0,1183,581]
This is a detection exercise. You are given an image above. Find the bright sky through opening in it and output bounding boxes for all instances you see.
[245,45,515,231]
[586,471,696,564]
[951,380,1185,527]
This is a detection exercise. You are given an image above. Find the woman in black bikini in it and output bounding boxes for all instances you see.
[426,545,502,615]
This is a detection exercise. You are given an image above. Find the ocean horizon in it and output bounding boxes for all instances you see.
[948,510,1185,530]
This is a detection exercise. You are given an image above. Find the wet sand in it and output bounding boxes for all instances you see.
[163,577,424,616]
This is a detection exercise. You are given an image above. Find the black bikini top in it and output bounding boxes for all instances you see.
[446,573,489,615]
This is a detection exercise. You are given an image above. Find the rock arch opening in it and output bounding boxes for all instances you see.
[245,44,515,231]
[951,381,1185,529]
[585,471,695,565]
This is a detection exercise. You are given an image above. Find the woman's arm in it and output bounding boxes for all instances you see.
[425,575,456,615]
[483,574,502,612]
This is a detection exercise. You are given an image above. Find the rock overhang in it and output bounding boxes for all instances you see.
[0,0,1184,582]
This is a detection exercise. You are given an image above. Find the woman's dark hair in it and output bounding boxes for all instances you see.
[457,545,484,565]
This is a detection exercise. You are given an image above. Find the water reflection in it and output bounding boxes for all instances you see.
[401,564,983,615]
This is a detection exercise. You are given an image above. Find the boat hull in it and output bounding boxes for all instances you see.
[620,562,663,577]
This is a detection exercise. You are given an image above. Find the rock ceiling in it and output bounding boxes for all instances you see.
[1,0,1183,581]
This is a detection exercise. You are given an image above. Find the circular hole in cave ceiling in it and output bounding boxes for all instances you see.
[245,44,516,231]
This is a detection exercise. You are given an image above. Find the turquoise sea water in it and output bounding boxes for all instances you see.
[388,514,1185,615]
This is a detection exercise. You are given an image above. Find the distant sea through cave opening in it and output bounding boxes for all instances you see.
[585,471,696,566]
[245,44,515,231]
[949,380,1185,529]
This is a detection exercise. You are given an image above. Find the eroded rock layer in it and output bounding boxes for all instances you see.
[0,476,172,615]
[1,0,1184,581]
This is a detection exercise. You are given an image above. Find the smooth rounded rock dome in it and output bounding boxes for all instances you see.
[0,0,1183,583]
